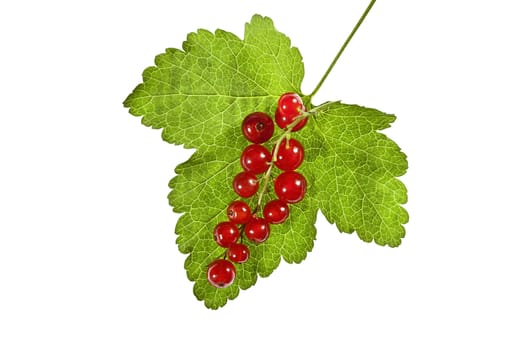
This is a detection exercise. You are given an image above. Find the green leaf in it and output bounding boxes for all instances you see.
[302,102,408,247]
[124,14,408,309]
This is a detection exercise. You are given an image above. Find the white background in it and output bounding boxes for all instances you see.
[1,0,522,348]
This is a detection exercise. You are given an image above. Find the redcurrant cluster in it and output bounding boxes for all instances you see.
[207,93,308,288]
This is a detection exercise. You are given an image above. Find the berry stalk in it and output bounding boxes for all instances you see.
[254,112,309,212]
[254,100,338,211]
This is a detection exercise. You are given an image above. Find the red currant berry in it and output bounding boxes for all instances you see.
[245,216,270,243]
[207,259,236,288]
[240,144,271,174]
[274,171,307,203]
[227,201,251,225]
[242,112,274,144]
[263,199,290,224]
[275,93,308,131]
[227,243,250,263]
[275,109,308,132]
[278,92,304,116]
[213,222,239,248]
[233,171,259,198]
[274,138,304,171]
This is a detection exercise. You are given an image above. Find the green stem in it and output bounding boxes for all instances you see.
[255,162,275,212]
[309,100,339,113]
[253,124,296,213]
[309,0,377,99]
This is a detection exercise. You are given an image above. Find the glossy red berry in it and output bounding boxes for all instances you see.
[245,216,270,243]
[275,109,308,132]
[263,199,289,224]
[207,259,236,288]
[274,171,307,203]
[242,112,274,144]
[274,138,304,171]
[213,222,239,248]
[233,171,259,198]
[241,144,271,174]
[227,243,250,263]
[227,201,251,224]
[276,93,308,131]
[278,92,304,116]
